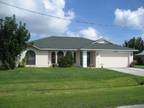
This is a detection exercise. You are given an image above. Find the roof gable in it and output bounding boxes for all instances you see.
[93,38,112,44]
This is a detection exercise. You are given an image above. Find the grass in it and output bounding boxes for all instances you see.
[135,65,144,69]
[0,67,144,108]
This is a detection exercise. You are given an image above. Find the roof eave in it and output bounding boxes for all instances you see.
[80,48,138,52]
[28,44,138,52]
[28,44,78,51]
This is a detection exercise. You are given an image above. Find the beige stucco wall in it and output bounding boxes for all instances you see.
[90,51,96,66]
[36,50,49,67]
[76,51,80,66]
[128,52,133,66]
[20,46,133,68]
[95,51,101,68]
[48,51,52,66]
[20,47,52,67]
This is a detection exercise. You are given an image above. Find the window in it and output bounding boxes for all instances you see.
[73,52,76,63]
[80,51,83,66]
[87,52,90,66]
[51,52,56,64]
[26,50,36,65]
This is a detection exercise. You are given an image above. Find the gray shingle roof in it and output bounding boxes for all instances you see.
[31,36,92,49]
[81,43,134,50]
[30,36,136,51]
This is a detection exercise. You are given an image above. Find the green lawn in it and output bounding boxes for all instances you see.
[0,67,144,108]
[135,65,144,69]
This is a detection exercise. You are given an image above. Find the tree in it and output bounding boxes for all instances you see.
[0,15,30,69]
[123,37,144,64]
[123,37,144,54]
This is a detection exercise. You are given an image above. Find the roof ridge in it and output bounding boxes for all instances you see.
[31,36,93,42]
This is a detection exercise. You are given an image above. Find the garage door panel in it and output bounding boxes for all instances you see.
[100,51,128,68]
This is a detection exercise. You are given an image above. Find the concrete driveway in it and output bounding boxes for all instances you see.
[108,68,144,76]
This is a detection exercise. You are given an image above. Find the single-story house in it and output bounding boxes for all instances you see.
[20,36,136,68]
[136,51,144,64]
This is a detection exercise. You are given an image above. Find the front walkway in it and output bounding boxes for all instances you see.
[117,104,144,108]
[108,68,144,76]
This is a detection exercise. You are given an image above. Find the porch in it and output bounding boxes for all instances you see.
[49,50,96,68]
[25,50,96,68]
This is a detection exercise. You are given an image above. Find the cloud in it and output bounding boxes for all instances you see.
[114,7,144,30]
[79,27,101,40]
[67,27,102,40]
[0,0,75,38]
[0,0,109,41]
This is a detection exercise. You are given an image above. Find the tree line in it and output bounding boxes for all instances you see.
[123,37,144,54]
[123,37,144,65]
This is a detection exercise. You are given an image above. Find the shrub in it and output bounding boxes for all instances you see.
[52,63,58,67]
[0,66,6,70]
[135,78,144,85]
[135,56,143,65]
[18,58,26,67]
[129,61,136,67]
[58,51,74,67]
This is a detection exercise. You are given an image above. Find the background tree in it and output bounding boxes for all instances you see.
[123,37,144,64]
[0,15,30,69]
[123,37,144,54]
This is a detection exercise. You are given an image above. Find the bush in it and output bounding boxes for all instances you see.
[0,66,5,70]
[52,63,58,67]
[58,51,74,67]
[134,56,143,65]
[129,60,136,67]
[18,58,26,67]
[135,77,144,85]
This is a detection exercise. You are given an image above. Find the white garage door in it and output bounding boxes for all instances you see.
[100,51,129,68]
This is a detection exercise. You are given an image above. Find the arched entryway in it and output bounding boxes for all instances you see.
[51,51,64,65]
[26,50,36,65]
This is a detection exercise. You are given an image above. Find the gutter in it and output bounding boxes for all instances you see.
[28,45,138,52]
[80,48,138,52]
